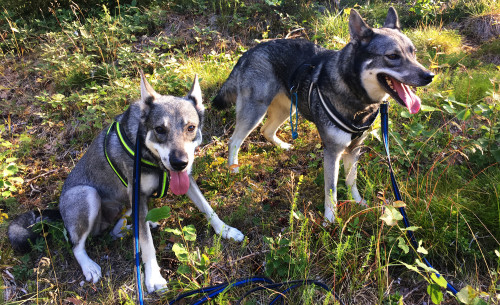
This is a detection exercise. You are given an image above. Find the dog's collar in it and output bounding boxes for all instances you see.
[104,121,169,198]
[310,83,379,140]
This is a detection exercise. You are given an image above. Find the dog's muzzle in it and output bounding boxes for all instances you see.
[169,153,189,171]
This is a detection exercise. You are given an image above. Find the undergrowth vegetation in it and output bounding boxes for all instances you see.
[0,0,499,304]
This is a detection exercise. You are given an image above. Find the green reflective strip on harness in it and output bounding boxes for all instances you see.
[105,123,128,187]
[115,122,157,168]
[104,121,169,198]
[154,171,169,198]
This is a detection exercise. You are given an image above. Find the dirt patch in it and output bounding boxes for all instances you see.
[460,13,500,43]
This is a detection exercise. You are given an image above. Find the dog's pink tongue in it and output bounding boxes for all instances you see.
[170,171,190,195]
[390,77,421,114]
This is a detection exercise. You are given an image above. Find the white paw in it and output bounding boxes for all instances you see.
[357,198,368,207]
[229,164,240,173]
[266,134,292,150]
[221,226,245,242]
[278,142,292,150]
[145,270,168,293]
[144,259,168,293]
[322,218,335,226]
[111,217,132,239]
[81,259,102,283]
[351,188,367,207]
[147,221,160,229]
[323,207,336,226]
[110,224,131,239]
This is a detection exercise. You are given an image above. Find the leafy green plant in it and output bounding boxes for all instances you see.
[441,0,499,22]
[313,8,350,50]
[167,224,216,279]
[146,205,218,280]
[0,125,24,206]
[11,254,33,281]
[407,0,441,25]
[263,234,294,277]
[406,26,463,57]
[384,203,493,305]
[432,77,499,164]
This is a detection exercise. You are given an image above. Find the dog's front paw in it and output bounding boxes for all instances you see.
[147,221,160,229]
[351,189,367,207]
[229,164,240,173]
[323,207,336,225]
[278,142,292,150]
[145,271,168,293]
[221,226,245,242]
[81,259,102,283]
[144,259,168,293]
[357,198,368,207]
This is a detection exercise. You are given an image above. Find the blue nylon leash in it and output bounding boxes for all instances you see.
[167,276,345,305]
[168,277,273,305]
[268,280,335,305]
[190,277,274,305]
[133,128,145,305]
[380,103,458,295]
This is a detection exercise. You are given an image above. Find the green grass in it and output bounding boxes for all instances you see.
[0,1,499,304]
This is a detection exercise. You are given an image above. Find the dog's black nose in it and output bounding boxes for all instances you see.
[422,71,435,83]
[170,155,188,171]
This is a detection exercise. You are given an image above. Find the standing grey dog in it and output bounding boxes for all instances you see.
[9,72,244,293]
[212,8,434,223]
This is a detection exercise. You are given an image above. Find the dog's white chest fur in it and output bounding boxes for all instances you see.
[141,173,159,194]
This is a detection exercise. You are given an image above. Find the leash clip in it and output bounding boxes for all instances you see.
[381,100,389,114]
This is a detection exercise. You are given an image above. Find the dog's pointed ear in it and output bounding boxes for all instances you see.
[384,7,400,30]
[140,70,160,104]
[186,74,204,113]
[349,9,373,45]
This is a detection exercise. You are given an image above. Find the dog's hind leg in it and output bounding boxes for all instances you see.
[187,176,245,242]
[260,92,294,150]
[228,93,269,172]
[342,141,367,205]
[59,186,102,283]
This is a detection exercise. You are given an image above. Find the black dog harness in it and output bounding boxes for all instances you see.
[289,63,379,141]
[311,83,379,140]
[104,121,169,198]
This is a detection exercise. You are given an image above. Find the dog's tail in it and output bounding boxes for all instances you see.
[211,79,238,110]
[8,209,61,253]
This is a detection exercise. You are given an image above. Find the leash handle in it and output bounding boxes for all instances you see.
[381,103,458,295]
[133,128,145,305]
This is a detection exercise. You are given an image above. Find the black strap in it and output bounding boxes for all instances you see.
[288,63,315,92]
[314,84,379,139]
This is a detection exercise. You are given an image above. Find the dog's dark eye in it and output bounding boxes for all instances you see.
[155,126,167,134]
[187,125,196,132]
[386,54,400,60]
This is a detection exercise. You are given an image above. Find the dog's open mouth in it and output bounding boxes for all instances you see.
[170,171,190,195]
[378,74,421,114]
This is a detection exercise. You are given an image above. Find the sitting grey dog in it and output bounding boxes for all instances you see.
[9,72,244,293]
